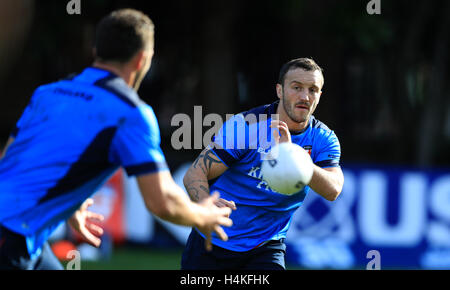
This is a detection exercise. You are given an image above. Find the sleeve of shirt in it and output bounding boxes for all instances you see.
[109,105,169,177]
[313,129,341,168]
[209,113,249,167]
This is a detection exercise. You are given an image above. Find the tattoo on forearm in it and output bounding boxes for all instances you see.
[185,179,210,202]
[186,186,200,201]
[186,150,220,202]
[199,184,209,194]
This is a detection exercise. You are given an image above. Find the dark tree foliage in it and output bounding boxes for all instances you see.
[0,0,449,167]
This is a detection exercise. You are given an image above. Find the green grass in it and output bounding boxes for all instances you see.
[60,245,308,270]
[62,246,184,270]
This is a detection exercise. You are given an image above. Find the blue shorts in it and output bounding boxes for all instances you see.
[0,226,63,270]
[181,229,286,270]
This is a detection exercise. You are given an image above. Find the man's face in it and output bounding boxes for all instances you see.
[276,68,323,124]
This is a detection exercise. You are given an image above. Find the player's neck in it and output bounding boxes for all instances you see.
[92,61,136,88]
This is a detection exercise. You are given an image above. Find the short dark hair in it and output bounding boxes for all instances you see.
[278,58,324,86]
[95,9,154,63]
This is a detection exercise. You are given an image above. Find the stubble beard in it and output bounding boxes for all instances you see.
[282,93,309,124]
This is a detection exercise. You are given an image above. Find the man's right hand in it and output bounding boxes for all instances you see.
[215,198,237,213]
[196,192,233,251]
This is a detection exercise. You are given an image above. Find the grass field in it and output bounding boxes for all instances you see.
[60,246,304,270]
[66,247,184,270]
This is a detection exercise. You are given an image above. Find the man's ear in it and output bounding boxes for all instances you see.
[276,83,283,100]
[132,50,147,71]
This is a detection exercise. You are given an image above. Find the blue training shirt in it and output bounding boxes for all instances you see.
[0,67,168,257]
[206,101,341,251]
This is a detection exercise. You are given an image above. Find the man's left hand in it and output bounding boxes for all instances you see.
[68,198,105,248]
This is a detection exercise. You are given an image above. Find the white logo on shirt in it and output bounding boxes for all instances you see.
[247,166,273,192]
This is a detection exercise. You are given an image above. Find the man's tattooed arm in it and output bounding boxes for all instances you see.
[192,150,223,174]
[183,147,228,202]
[184,179,210,202]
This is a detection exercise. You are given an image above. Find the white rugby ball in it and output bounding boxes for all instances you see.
[261,142,314,195]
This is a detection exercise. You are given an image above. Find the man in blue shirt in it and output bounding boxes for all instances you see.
[0,9,232,270]
[181,58,344,270]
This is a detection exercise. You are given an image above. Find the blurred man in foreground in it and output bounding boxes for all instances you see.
[0,9,232,270]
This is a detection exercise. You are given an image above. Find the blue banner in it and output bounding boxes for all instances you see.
[285,165,450,269]
[116,163,450,269]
